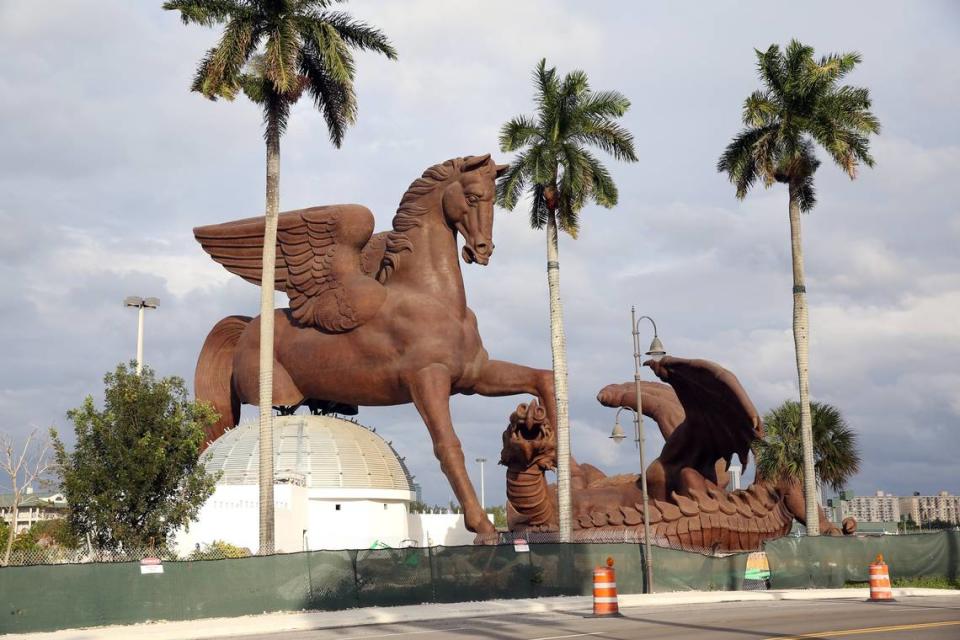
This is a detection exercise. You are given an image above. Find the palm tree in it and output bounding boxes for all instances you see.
[754,400,861,496]
[165,0,396,554]
[717,40,879,535]
[496,59,637,540]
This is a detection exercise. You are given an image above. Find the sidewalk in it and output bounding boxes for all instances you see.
[7,588,958,640]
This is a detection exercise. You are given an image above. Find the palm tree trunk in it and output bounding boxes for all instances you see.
[545,212,572,541]
[788,183,819,536]
[258,111,280,554]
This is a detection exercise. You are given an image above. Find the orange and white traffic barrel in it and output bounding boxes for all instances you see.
[590,557,622,617]
[868,553,894,601]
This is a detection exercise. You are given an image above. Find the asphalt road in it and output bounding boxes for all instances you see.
[215,595,960,640]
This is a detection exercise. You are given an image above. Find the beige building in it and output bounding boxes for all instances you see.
[898,491,959,525]
[0,491,68,533]
[840,490,900,523]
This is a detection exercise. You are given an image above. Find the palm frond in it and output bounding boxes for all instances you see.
[163,0,250,27]
[263,20,301,93]
[299,48,356,146]
[755,44,785,97]
[793,170,817,212]
[816,51,861,81]
[495,149,531,211]
[307,11,397,59]
[499,115,541,152]
[193,17,258,99]
[572,117,637,162]
[262,86,292,143]
[717,125,779,198]
[742,90,778,127]
[582,149,617,208]
[529,184,550,229]
[576,89,630,119]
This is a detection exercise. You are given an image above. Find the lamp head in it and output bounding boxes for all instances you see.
[645,335,666,361]
[143,297,160,309]
[124,296,143,308]
[609,419,626,443]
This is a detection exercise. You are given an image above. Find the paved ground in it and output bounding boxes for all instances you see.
[219,595,960,640]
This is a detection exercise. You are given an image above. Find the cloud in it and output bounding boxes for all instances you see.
[0,1,958,507]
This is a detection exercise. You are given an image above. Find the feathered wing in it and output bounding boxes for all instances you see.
[194,204,386,332]
[647,356,763,481]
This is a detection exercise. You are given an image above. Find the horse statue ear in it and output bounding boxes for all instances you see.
[461,153,492,172]
[495,163,510,177]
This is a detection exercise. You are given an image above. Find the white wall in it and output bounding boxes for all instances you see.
[176,486,489,554]
[406,514,487,547]
[174,483,307,556]
[306,498,411,550]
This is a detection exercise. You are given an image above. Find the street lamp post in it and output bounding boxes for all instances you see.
[124,296,159,374]
[609,308,665,594]
[475,457,487,509]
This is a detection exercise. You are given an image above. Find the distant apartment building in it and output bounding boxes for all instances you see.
[840,490,900,523]
[898,491,959,525]
[0,490,68,533]
[829,490,960,526]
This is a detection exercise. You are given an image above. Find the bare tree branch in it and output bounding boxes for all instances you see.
[1,429,54,566]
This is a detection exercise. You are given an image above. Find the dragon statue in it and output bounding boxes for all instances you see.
[500,356,855,552]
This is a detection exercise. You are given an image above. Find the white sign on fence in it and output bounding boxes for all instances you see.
[140,557,164,575]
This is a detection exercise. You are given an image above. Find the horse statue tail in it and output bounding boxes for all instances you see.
[195,315,251,448]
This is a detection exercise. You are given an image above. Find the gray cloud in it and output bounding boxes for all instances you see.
[0,1,957,505]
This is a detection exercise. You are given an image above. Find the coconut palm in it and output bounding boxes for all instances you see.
[717,40,879,534]
[754,400,861,495]
[164,0,396,553]
[496,59,637,540]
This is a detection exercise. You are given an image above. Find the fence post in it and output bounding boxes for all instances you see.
[428,545,437,602]
[351,549,362,607]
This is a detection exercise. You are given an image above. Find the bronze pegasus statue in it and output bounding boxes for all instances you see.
[500,356,854,552]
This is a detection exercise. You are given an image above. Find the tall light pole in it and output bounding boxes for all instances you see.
[475,457,487,509]
[124,296,159,374]
[610,308,665,594]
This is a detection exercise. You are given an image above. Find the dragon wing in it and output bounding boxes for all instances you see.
[647,356,763,476]
[194,204,385,332]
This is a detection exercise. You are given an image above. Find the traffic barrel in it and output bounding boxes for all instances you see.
[590,557,622,617]
[868,553,894,601]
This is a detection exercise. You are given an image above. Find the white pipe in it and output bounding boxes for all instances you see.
[136,304,145,375]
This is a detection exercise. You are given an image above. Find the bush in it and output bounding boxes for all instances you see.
[189,540,252,560]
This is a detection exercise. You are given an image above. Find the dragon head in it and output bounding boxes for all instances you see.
[500,399,557,471]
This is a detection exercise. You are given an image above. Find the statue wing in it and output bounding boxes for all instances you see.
[194,204,386,332]
[647,356,763,476]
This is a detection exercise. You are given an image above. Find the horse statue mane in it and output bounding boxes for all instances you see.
[377,155,496,282]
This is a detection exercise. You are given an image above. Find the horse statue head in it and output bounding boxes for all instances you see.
[382,154,508,278]
[442,154,508,266]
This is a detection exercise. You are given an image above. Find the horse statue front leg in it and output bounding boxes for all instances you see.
[473,360,558,437]
[406,363,496,535]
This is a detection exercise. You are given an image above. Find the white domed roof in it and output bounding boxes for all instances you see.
[202,414,414,495]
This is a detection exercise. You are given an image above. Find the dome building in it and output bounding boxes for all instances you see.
[177,414,434,553]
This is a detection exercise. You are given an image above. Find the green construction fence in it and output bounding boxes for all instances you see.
[0,543,742,634]
[764,530,959,589]
[2,532,957,635]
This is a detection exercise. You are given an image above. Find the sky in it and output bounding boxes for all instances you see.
[1,0,958,506]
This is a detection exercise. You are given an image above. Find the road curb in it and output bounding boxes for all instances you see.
[7,589,958,640]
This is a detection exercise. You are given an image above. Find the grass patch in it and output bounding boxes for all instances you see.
[844,576,959,589]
